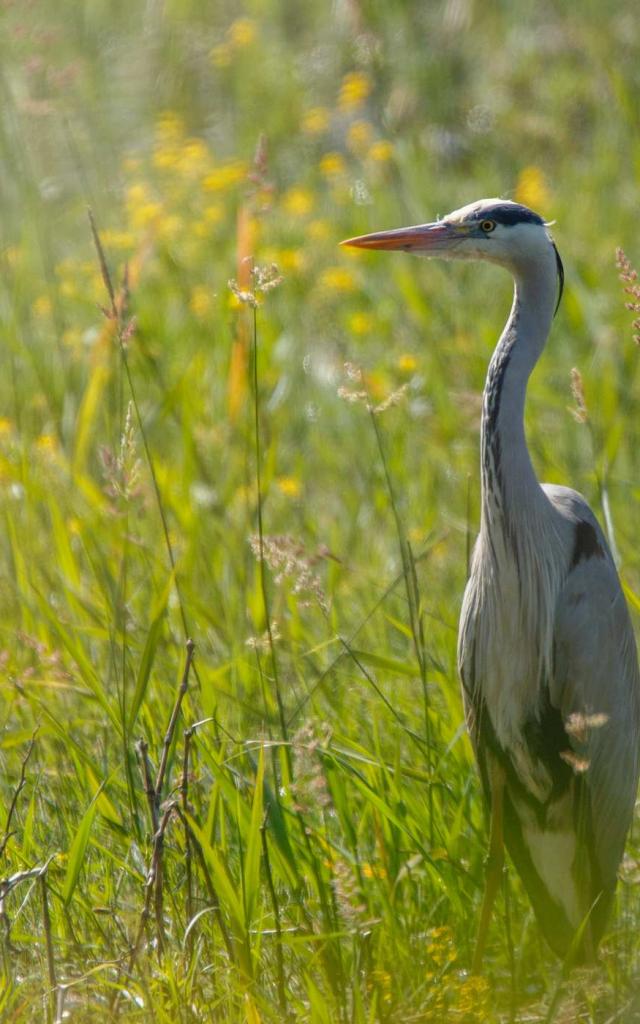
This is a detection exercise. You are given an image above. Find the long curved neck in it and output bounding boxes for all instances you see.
[480,253,558,535]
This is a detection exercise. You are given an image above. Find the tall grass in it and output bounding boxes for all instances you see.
[1,1,640,1021]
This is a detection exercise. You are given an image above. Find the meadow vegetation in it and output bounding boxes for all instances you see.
[1,1,640,1020]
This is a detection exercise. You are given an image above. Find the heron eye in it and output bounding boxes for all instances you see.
[480,220,496,233]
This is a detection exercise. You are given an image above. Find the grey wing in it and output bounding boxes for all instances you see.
[551,553,640,887]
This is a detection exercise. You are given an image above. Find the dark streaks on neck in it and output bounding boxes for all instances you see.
[481,309,519,505]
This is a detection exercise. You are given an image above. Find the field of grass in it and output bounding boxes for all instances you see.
[1,1,640,1020]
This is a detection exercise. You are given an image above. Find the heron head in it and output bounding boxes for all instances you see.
[342,198,564,309]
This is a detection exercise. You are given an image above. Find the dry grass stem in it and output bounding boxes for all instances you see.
[154,639,196,811]
[0,731,37,860]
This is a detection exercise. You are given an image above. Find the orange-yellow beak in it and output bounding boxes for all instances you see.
[341,221,463,253]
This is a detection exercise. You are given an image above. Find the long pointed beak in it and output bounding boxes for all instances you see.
[341,221,463,253]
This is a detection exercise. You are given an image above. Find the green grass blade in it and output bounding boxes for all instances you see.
[62,783,105,906]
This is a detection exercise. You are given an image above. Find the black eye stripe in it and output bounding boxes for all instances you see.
[472,202,545,227]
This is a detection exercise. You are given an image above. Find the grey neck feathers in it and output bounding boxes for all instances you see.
[480,251,558,540]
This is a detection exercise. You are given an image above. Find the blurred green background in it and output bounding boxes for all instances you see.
[1,1,640,1020]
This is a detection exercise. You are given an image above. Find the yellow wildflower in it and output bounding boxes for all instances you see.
[204,204,223,224]
[33,295,52,318]
[178,138,210,175]
[339,71,371,111]
[126,183,149,207]
[271,249,304,272]
[320,267,357,292]
[228,17,256,47]
[190,286,214,319]
[155,111,184,144]
[398,353,417,372]
[319,152,346,178]
[203,161,247,191]
[361,862,386,879]
[368,968,392,1004]
[153,146,179,171]
[426,925,457,967]
[515,165,550,211]
[277,476,301,498]
[368,139,394,163]
[156,213,183,241]
[283,186,314,217]
[35,434,58,456]
[302,107,330,136]
[100,230,136,250]
[130,201,163,230]
[0,418,14,434]
[348,311,373,335]
[194,205,224,237]
[347,120,373,154]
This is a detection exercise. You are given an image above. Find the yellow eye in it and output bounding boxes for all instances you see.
[480,219,496,233]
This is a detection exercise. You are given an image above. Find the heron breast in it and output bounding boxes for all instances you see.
[459,545,562,756]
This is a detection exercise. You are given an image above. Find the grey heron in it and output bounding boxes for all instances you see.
[342,199,640,967]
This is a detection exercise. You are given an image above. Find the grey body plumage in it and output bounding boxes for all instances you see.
[343,198,640,962]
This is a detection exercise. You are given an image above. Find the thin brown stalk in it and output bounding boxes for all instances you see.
[135,738,159,835]
[128,801,176,970]
[154,639,195,814]
[0,730,37,860]
[87,207,116,316]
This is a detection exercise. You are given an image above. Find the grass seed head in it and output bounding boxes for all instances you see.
[616,247,640,344]
[249,534,328,612]
[569,367,588,423]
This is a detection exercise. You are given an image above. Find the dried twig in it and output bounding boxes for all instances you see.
[88,207,117,316]
[0,855,57,964]
[128,801,177,970]
[135,738,159,835]
[154,639,195,816]
[132,640,196,958]
[0,731,37,860]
